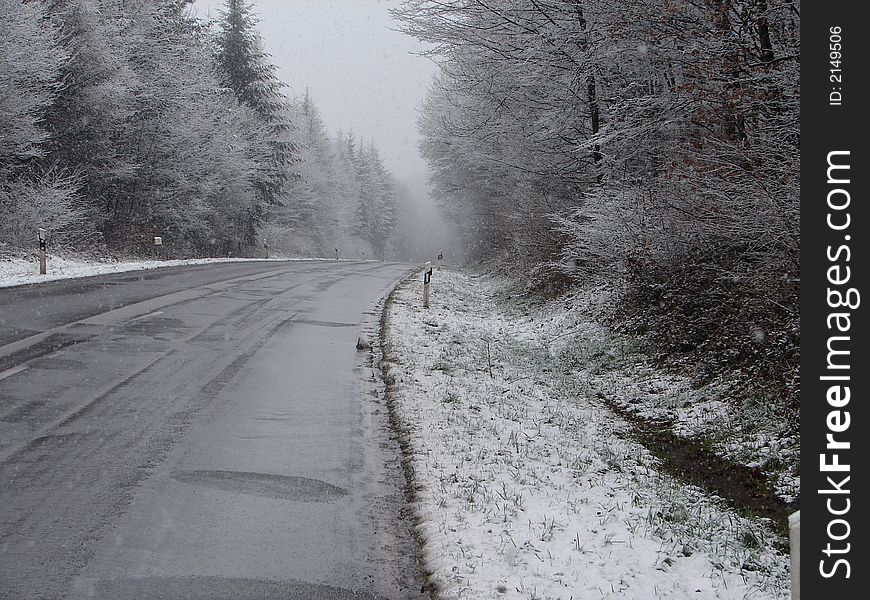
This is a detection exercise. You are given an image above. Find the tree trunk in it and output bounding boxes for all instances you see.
[570,2,602,167]
[754,0,775,64]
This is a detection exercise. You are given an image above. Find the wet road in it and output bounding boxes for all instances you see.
[0,261,423,599]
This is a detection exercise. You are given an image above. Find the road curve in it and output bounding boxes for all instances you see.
[0,260,423,599]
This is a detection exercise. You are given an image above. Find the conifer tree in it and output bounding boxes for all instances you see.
[215,0,294,216]
[352,144,398,259]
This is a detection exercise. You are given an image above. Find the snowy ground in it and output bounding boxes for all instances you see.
[0,254,340,289]
[382,268,790,600]
[516,283,799,507]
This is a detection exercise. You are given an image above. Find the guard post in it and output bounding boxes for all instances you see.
[789,510,800,600]
[38,228,47,275]
[423,261,433,308]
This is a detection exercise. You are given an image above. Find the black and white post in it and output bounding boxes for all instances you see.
[37,228,47,275]
[790,510,800,600]
[423,261,433,308]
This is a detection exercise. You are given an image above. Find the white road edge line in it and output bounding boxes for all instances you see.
[0,364,28,382]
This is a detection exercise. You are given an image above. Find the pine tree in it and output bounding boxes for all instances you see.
[352,144,398,260]
[215,0,294,214]
[266,92,333,255]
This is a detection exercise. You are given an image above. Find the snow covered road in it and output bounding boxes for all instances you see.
[0,261,423,599]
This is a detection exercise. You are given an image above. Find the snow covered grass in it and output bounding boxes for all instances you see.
[382,268,790,599]
[531,285,799,507]
[0,253,355,289]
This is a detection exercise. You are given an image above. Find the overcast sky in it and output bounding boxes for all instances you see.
[191,0,437,184]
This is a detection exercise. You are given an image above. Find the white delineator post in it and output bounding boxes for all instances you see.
[38,228,47,275]
[423,261,433,308]
[789,510,800,599]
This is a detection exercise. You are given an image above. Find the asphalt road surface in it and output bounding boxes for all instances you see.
[0,260,423,599]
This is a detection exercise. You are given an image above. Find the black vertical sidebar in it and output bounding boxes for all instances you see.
[801,1,868,598]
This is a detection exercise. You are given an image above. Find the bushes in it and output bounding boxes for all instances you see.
[0,167,102,255]
[614,246,799,430]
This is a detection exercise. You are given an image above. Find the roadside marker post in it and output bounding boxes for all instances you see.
[789,510,800,600]
[423,261,433,308]
[38,228,47,275]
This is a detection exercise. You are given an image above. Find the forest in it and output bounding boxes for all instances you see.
[1,0,400,260]
[395,0,800,423]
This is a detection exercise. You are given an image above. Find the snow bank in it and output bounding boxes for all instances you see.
[0,255,333,289]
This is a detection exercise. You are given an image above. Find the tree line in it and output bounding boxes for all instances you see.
[1,0,399,259]
[395,0,800,419]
